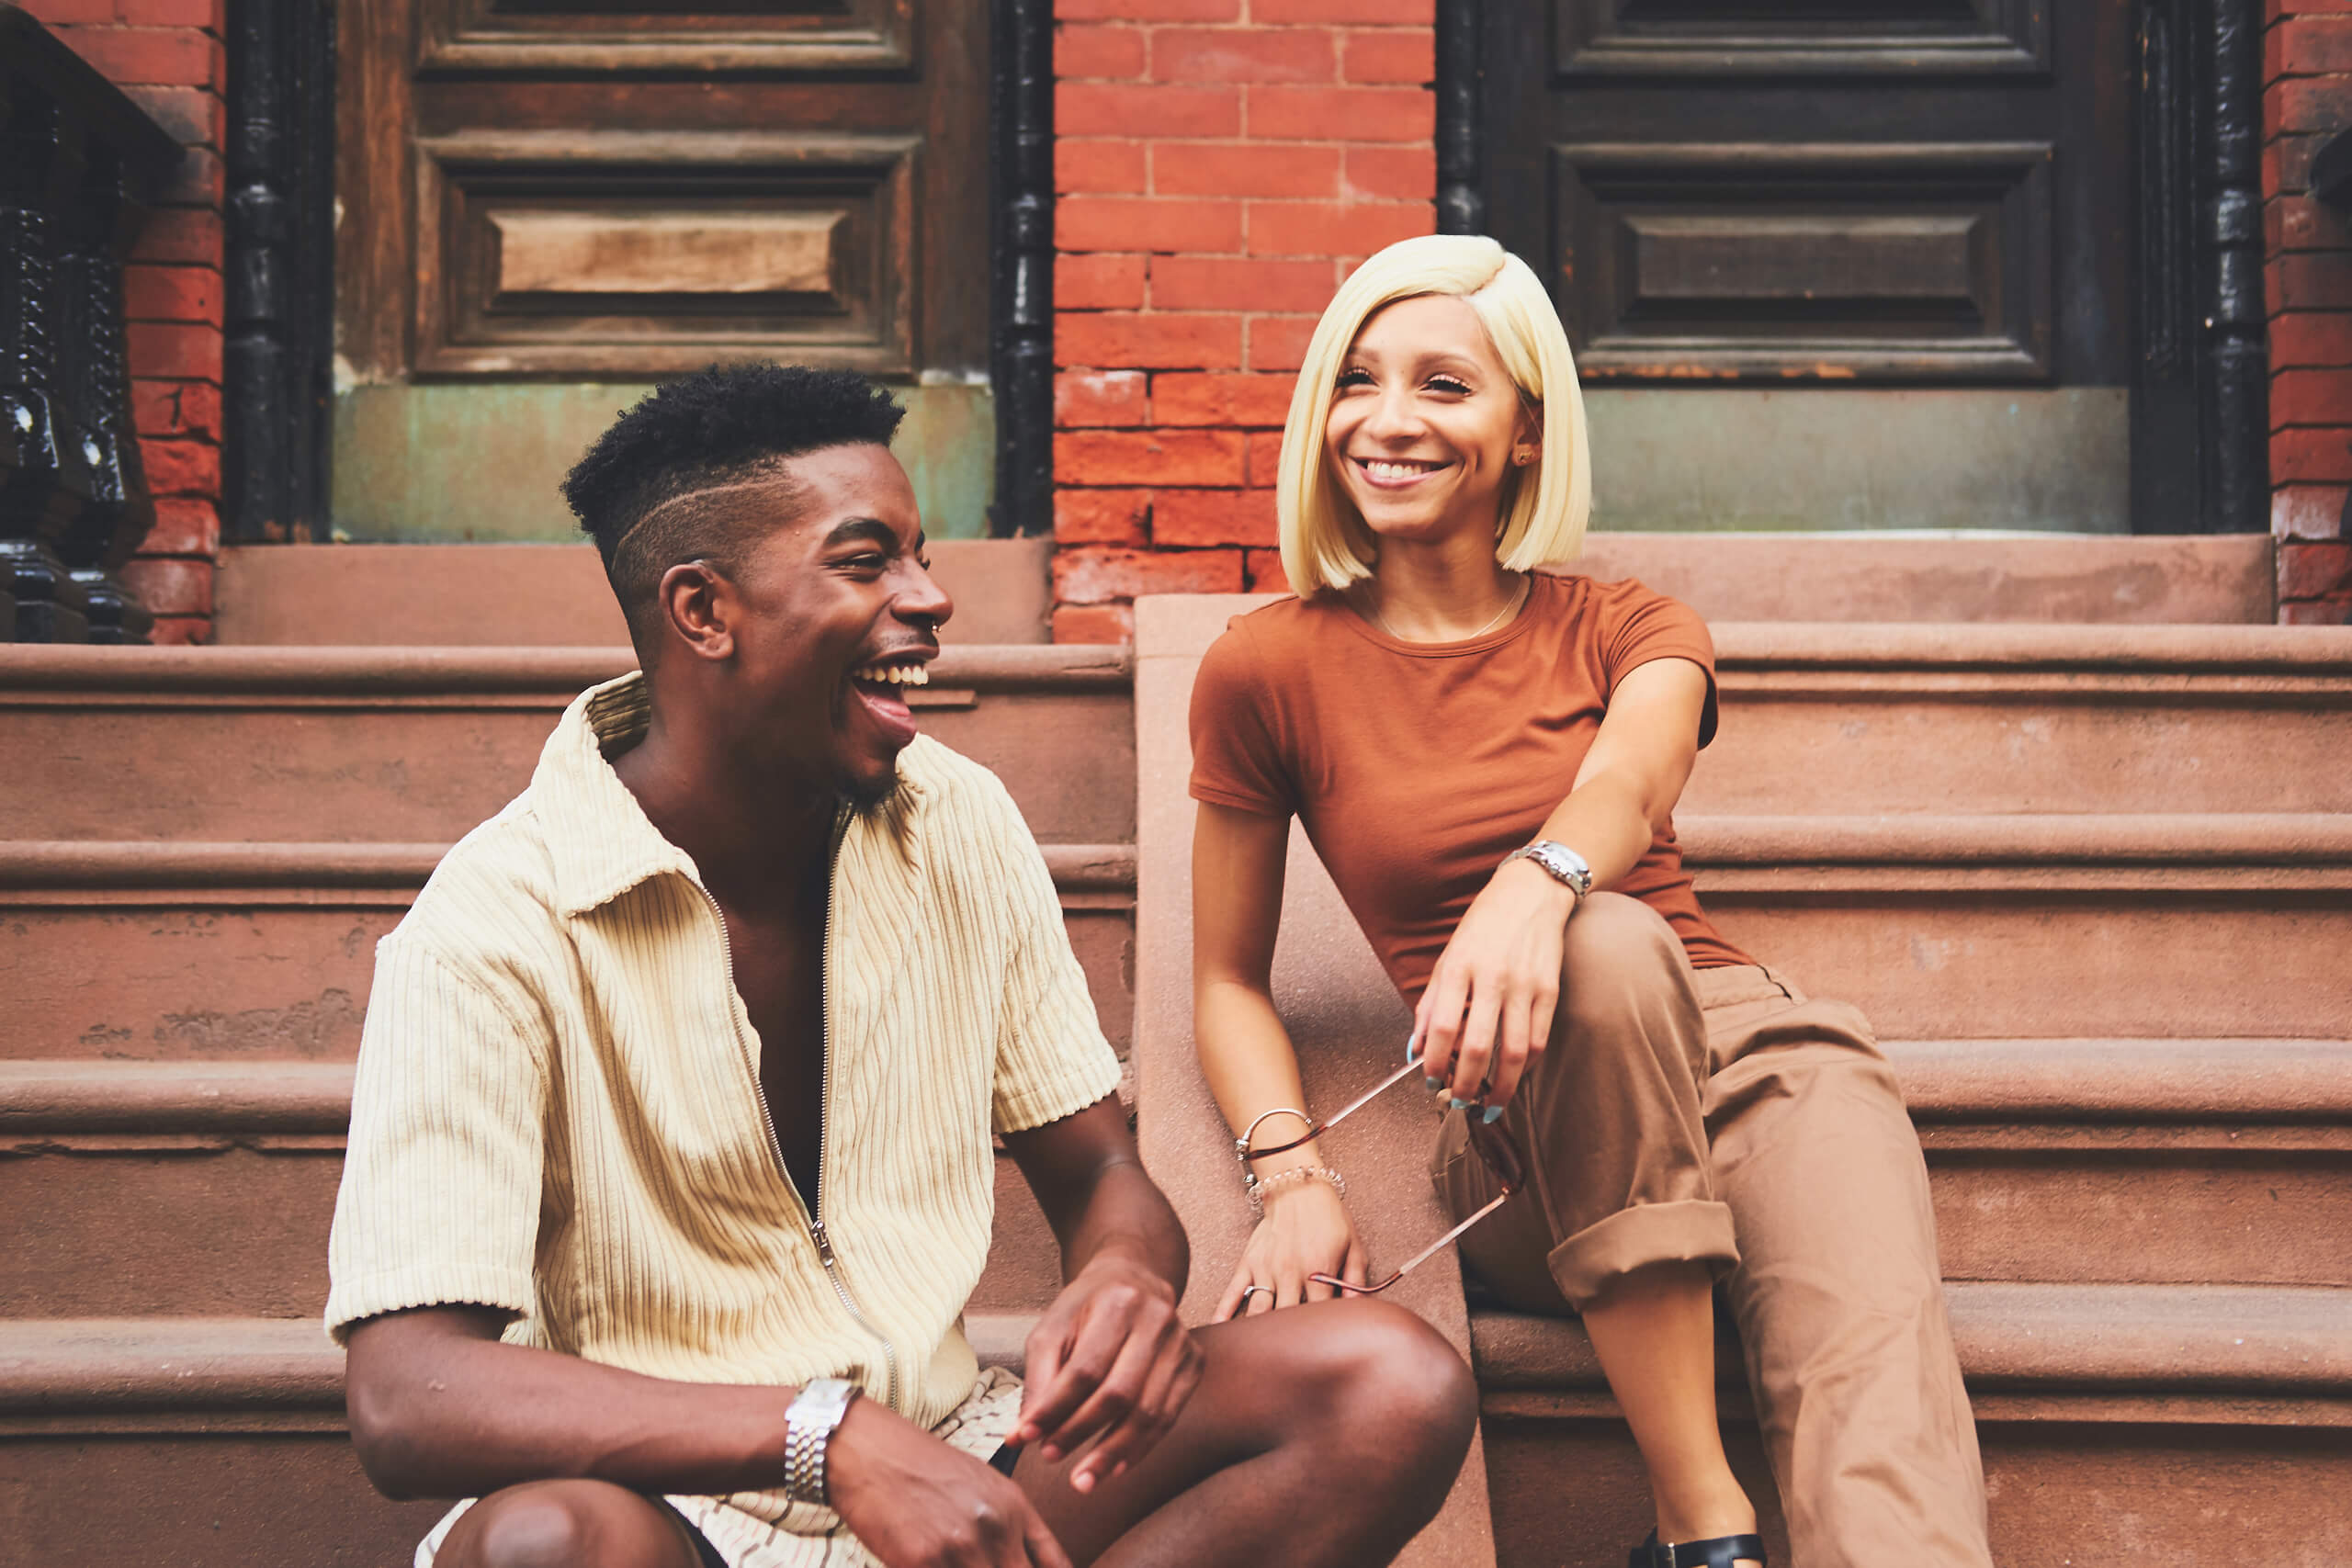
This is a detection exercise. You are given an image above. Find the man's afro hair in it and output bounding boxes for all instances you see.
[561,363,907,565]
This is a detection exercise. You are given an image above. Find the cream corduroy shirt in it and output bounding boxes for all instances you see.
[326,672,1120,1543]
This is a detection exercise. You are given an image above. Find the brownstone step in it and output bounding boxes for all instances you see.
[0,840,1135,1063]
[8,1038,2341,1320]
[0,644,1135,845]
[1692,623,2352,816]
[10,813,2343,1059]
[1472,1281,2352,1568]
[7,1282,2342,1568]
[6,627,2348,847]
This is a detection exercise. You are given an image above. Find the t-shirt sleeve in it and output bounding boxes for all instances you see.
[1187,622,1297,817]
[1598,581,1722,749]
[982,782,1125,1135]
[324,937,547,1344]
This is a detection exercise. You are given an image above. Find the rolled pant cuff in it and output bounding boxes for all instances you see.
[1548,1199,1740,1310]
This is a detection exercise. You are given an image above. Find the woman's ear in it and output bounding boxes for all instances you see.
[1512,398,1544,467]
[659,559,735,661]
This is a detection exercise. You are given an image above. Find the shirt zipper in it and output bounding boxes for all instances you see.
[698,800,901,1413]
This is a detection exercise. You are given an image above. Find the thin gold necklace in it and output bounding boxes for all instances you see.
[1363,572,1529,643]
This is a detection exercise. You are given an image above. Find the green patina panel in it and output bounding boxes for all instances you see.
[332,382,997,543]
[1581,389,2130,534]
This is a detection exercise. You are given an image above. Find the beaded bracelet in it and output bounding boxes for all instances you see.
[1245,1163,1347,1217]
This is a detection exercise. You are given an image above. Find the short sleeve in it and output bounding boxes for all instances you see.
[984,788,1124,1135]
[324,938,547,1344]
[1187,622,1296,817]
[1597,582,1721,749]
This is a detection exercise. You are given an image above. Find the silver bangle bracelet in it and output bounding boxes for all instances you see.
[1236,1106,1311,1163]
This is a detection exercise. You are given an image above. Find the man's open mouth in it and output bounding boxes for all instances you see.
[844,655,932,747]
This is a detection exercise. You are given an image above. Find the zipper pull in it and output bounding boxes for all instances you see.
[809,1217,838,1263]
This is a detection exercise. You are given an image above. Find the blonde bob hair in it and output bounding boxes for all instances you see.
[1275,234,1591,596]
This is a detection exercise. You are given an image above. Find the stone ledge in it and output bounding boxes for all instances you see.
[0,840,1136,897]
[0,642,1132,698]
[7,1036,2343,1142]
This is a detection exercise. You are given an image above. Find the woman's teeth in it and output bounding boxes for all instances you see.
[852,662,929,686]
[1363,459,1439,480]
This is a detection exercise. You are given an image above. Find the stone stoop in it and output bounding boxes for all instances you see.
[4,562,2350,1563]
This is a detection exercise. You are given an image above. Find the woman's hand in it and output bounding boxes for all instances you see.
[1213,1179,1365,1320]
[1415,858,1580,1114]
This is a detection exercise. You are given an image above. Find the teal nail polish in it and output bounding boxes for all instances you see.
[1406,1031,1423,1064]
[1482,1105,1506,1125]
[1448,1097,1470,1111]
[1426,1076,1442,1089]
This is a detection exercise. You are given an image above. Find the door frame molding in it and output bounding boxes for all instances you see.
[221,0,1056,543]
[1436,0,2270,536]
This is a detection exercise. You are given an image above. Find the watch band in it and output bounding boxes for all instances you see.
[783,1377,862,1506]
[1505,839,1594,897]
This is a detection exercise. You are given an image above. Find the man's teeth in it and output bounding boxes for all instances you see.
[854,662,930,686]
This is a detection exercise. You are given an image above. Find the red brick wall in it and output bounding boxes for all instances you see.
[23,0,225,644]
[2267,0,2352,624]
[1047,0,1435,641]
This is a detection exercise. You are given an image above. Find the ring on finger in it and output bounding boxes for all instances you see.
[1240,1284,1275,1307]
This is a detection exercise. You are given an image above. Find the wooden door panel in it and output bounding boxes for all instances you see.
[340,0,985,379]
[1556,141,2053,378]
[1556,0,2049,77]
[413,130,918,374]
[415,0,915,73]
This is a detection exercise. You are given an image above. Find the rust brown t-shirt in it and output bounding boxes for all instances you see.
[1188,572,1751,1003]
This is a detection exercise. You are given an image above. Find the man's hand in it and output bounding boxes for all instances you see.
[829,1398,1073,1568]
[1012,1253,1204,1494]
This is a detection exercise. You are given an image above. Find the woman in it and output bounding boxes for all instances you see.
[1187,235,1991,1568]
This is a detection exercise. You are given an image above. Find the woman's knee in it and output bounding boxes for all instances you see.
[1561,892,1680,982]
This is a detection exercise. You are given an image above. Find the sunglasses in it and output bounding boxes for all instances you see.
[1239,1058,1528,1297]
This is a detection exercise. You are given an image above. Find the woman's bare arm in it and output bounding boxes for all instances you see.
[1418,656,1713,1107]
[1191,802,1367,1312]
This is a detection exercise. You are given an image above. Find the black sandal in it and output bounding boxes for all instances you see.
[1628,1529,1767,1568]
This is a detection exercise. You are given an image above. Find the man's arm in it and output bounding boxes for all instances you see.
[1001,1097,1201,1495]
[346,1307,1076,1568]
[344,1305,800,1500]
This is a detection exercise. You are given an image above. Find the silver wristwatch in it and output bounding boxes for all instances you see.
[782,1377,862,1506]
[1505,839,1593,898]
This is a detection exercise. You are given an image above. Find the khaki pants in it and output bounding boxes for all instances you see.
[1434,893,1992,1568]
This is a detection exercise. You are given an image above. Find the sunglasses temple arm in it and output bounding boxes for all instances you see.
[1319,1057,1430,1134]
[1311,1189,1515,1296]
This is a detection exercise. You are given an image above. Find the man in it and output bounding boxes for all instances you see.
[327,364,1476,1568]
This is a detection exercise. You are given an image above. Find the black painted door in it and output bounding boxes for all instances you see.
[1482,1,2130,386]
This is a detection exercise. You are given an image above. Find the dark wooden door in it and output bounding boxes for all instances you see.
[1480,1,2132,387]
[336,0,989,381]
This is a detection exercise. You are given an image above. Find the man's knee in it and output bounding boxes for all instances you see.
[1304,1301,1477,1471]
[448,1482,689,1568]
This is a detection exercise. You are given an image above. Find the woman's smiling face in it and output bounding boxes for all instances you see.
[1323,292,1536,551]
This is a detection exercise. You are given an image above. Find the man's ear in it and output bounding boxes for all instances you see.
[657,559,735,661]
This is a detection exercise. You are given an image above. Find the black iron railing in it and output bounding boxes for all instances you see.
[0,4,185,642]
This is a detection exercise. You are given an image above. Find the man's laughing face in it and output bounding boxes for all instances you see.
[710,444,953,806]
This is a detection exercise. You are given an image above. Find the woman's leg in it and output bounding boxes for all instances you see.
[1698,969,1991,1568]
[1439,892,1754,1556]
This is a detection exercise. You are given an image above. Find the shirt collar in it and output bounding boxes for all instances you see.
[534,671,923,919]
